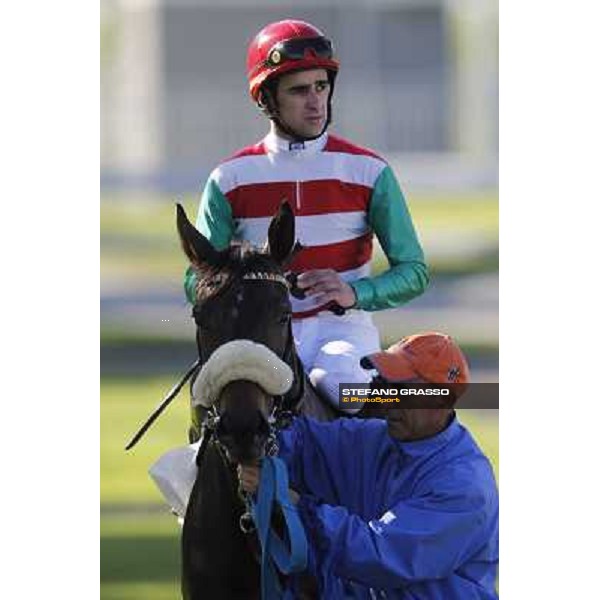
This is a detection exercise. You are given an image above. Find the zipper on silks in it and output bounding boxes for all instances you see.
[296,181,301,211]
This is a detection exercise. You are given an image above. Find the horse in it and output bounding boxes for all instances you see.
[176,201,336,599]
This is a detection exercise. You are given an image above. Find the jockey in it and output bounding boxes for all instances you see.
[239,332,499,599]
[184,19,429,412]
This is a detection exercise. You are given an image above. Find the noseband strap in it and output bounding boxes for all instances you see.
[191,340,294,408]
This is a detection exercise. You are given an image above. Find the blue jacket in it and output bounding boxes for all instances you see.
[277,414,498,599]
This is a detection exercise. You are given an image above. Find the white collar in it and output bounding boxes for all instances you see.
[264,129,328,155]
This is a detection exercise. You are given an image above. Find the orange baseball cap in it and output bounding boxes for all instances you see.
[362,332,471,399]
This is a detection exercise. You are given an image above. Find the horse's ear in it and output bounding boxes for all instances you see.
[176,203,222,267]
[266,200,297,266]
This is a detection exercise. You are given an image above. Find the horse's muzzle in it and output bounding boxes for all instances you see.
[215,381,272,463]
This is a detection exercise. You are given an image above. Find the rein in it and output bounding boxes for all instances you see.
[250,456,308,600]
[125,359,201,451]
[195,401,307,600]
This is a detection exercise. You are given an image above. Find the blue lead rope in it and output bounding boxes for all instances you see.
[250,456,308,600]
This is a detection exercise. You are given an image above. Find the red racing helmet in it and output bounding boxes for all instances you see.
[246,20,340,103]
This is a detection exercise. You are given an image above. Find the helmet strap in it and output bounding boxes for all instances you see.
[258,71,336,143]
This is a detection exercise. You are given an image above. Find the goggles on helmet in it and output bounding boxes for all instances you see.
[266,37,334,68]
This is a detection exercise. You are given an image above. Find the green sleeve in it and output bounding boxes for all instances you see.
[183,176,235,303]
[195,177,234,249]
[350,166,429,311]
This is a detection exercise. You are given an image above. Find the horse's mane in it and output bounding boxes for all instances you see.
[192,241,282,303]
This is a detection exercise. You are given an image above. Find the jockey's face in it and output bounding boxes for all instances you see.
[274,68,330,139]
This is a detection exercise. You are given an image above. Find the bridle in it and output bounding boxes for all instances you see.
[192,268,304,409]
[124,262,339,454]
[191,268,303,535]
[124,267,303,452]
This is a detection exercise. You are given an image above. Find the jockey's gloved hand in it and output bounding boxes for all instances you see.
[286,273,346,314]
[296,269,357,309]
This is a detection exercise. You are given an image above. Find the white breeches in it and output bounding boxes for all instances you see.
[292,310,381,414]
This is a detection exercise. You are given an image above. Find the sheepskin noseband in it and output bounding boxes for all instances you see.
[191,340,293,408]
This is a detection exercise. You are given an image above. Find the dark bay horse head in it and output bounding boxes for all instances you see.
[177,202,302,464]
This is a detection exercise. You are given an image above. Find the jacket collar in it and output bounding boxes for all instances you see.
[264,129,328,156]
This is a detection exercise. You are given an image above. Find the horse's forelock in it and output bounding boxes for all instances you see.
[232,242,280,274]
[193,263,231,301]
[193,242,282,303]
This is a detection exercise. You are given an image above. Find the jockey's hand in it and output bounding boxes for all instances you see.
[296,269,357,309]
[238,463,260,495]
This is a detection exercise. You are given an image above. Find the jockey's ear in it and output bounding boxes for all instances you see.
[176,203,223,267]
[266,200,297,266]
